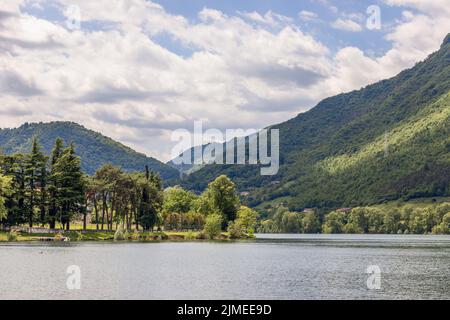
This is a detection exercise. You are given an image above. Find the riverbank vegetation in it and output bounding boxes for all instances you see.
[1,139,449,242]
[0,139,258,241]
[257,200,450,235]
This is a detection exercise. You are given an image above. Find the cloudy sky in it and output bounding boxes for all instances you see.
[0,0,449,161]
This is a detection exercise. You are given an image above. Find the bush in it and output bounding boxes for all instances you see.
[227,221,246,239]
[114,228,125,241]
[196,230,208,240]
[54,233,66,241]
[203,214,222,239]
[7,230,17,242]
[76,232,84,241]
[131,231,141,241]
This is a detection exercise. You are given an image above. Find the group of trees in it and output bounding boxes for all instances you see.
[162,175,258,238]
[322,205,450,234]
[257,204,450,235]
[86,164,163,231]
[0,138,163,231]
[257,206,321,233]
[0,139,258,238]
[0,138,84,230]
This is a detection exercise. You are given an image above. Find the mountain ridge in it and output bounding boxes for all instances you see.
[0,121,179,180]
[178,33,450,211]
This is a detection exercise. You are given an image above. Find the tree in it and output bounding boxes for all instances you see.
[0,154,27,226]
[322,211,346,234]
[383,209,401,234]
[138,166,163,231]
[257,219,276,233]
[433,212,450,234]
[227,206,259,238]
[203,213,222,239]
[53,143,85,230]
[191,192,215,216]
[48,138,64,229]
[227,220,246,239]
[0,173,12,221]
[24,138,46,228]
[162,186,197,217]
[236,206,258,232]
[164,212,182,230]
[281,212,303,233]
[206,175,239,229]
[344,208,367,234]
[302,211,321,233]
[365,208,385,233]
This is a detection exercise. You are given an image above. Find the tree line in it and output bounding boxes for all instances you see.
[0,138,258,238]
[258,204,450,234]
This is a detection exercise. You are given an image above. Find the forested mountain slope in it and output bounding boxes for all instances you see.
[0,121,179,180]
[179,34,450,211]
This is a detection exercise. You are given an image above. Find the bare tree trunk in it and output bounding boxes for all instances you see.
[94,197,99,230]
[101,194,106,231]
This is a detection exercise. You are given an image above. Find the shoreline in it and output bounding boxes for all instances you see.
[2,230,449,243]
[0,230,254,242]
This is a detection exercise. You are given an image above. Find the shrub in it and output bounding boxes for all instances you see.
[76,232,84,241]
[7,230,17,242]
[131,231,141,241]
[196,230,208,240]
[114,228,125,241]
[185,231,196,240]
[227,221,246,239]
[54,233,66,241]
[203,214,222,239]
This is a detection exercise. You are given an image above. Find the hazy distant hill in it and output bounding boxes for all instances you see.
[178,34,450,211]
[0,121,179,180]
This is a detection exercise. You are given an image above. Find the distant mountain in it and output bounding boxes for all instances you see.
[166,142,224,175]
[178,34,450,211]
[0,121,179,180]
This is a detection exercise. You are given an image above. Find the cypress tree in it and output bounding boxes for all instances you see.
[48,138,64,229]
[53,143,84,230]
[24,138,46,228]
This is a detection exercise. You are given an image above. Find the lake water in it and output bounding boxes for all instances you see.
[1,234,449,300]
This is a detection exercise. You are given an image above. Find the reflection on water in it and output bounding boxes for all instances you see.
[1,234,449,300]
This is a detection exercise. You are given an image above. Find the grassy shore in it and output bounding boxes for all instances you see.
[0,230,247,242]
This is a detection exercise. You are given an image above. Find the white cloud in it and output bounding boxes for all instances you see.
[299,10,318,21]
[0,0,448,162]
[331,18,363,32]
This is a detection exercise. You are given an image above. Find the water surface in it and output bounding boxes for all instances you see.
[0,234,449,300]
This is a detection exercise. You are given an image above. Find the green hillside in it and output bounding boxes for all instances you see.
[179,34,450,211]
[0,121,179,180]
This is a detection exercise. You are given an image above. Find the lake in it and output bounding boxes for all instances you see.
[1,234,449,300]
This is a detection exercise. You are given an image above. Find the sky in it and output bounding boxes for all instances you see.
[0,0,449,162]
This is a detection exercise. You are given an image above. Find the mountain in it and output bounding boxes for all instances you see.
[166,142,224,175]
[0,121,179,180]
[178,34,450,211]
